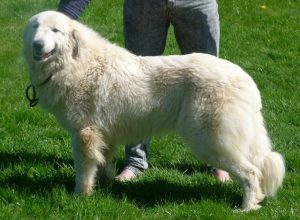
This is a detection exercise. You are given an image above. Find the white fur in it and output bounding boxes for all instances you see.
[23,11,285,211]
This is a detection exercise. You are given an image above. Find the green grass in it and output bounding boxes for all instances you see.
[0,0,299,219]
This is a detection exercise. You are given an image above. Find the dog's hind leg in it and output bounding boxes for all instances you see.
[224,157,264,211]
[183,125,264,211]
[190,141,263,211]
[210,129,265,210]
[212,133,265,210]
[72,127,108,195]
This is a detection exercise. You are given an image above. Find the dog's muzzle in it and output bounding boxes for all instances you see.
[33,40,56,61]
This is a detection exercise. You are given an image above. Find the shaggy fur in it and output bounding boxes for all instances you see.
[23,11,285,211]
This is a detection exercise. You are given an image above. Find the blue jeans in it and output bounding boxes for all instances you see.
[123,0,220,174]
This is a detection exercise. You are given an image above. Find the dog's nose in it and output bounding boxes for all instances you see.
[33,40,44,51]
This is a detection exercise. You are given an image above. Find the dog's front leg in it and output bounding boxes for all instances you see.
[72,127,108,195]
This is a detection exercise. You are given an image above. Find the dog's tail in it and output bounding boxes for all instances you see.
[260,151,285,197]
[252,113,285,198]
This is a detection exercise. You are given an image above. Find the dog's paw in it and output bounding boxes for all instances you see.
[240,204,262,212]
[73,185,93,196]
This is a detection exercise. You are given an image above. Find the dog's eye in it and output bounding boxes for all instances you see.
[52,28,60,33]
[33,24,39,29]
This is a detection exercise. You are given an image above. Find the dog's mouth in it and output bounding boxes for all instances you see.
[33,49,56,61]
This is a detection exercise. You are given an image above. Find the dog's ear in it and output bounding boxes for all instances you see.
[71,29,80,59]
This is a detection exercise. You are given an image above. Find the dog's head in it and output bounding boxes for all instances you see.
[23,11,79,64]
[22,11,87,88]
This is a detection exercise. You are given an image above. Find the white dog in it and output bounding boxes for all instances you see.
[23,11,285,211]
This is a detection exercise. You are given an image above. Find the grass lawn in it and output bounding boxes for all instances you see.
[0,0,299,219]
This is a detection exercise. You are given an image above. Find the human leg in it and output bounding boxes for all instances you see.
[170,0,230,182]
[115,142,150,181]
[123,0,170,55]
[117,0,170,181]
[171,0,220,56]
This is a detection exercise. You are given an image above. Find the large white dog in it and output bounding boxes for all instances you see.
[23,11,285,211]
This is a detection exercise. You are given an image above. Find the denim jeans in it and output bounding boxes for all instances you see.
[123,0,220,174]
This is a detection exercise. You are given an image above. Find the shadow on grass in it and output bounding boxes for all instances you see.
[108,178,241,209]
[0,151,241,208]
[104,161,241,208]
[0,151,74,193]
[0,151,73,167]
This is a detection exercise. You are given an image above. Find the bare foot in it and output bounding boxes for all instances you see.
[212,169,231,182]
[115,168,137,182]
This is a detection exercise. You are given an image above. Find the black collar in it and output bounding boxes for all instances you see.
[25,74,52,107]
[25,84,38,107]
